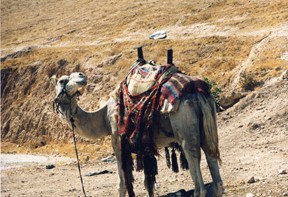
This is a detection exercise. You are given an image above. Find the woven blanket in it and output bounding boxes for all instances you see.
[117,63,211,196]
[118,68,211,148]
[118,63,177,148]
[161,73,211,105]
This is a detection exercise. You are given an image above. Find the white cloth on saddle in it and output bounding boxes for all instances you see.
[127,63,178,96]
[127,63,159,96]
[123,62,180,113]
[160,98,180,114]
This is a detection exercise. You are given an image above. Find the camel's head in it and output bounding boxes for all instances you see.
[52,72,87,105]
[65,72,87,95]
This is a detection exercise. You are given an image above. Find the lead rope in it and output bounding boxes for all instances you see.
[70,116,87,197]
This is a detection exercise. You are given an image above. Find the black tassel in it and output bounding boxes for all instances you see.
[171,147,179,173]
[121,136,135,197]
[180,151,189,170]
[165,147,171,168]
[143,154,158,196]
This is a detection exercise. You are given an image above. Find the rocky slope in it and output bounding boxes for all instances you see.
[1,0,288,195]
[1,0,287,146]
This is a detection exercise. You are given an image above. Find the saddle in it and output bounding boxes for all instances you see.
[126,62,178,96]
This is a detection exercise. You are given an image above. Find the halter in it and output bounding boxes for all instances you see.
[53,79,87,197]
[53,82,81,115]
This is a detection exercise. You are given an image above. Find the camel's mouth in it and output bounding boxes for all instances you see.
[77,86,85,95]
[76,80,87,86]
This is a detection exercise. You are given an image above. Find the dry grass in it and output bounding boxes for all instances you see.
[1,0,287,147]
[1,1,288,196]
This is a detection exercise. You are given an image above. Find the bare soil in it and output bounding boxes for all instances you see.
[1,0,288,196]
[1,76,288,197]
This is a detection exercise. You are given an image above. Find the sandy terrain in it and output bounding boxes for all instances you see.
[1,75,288,197]
[1,0,288,196]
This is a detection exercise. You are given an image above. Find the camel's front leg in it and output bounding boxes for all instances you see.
[112,134,126,197]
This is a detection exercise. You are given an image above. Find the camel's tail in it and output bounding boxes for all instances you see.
[197,94,221,163]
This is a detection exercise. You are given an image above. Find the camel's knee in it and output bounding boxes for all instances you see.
[202,144,219,161]
[182,137,201,158]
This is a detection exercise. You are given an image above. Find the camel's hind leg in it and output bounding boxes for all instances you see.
[202,146,223,197]
[199,95,223,196]
[169,100,206,197]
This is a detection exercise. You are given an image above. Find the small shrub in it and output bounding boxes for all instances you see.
[204,77,223,112]
[240,73,262,91]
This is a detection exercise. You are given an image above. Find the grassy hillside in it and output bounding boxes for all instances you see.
[1,0,287,148]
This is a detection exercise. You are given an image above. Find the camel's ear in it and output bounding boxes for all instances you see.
[50,75,57,86]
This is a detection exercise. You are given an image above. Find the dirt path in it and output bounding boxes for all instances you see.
[0,151,211,197]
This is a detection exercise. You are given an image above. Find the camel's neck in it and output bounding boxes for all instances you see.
[58,97,112,140]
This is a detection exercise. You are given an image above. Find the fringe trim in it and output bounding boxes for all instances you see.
[171,147,179,173]
[166,143,189,172]
[143,154,158,195]
[165,147,171,168]
[180,151,189,170]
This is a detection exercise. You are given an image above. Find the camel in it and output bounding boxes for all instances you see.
[52,71,223,197]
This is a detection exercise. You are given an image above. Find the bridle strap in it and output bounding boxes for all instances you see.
[53,83,87,197]
[53,86,81,115]
[70,116,87,197]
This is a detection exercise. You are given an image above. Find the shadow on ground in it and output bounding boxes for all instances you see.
[161,183,214,197]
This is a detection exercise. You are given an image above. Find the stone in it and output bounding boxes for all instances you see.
[45,164,55,169]
[247,176,256,183]
[250,122,262,130]
[278,169,287,175]
[246,193,254,197]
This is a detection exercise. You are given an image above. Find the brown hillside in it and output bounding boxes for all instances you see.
[1,0,288,196]
[1,0,287,144]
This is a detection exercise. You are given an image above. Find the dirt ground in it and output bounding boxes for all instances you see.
[1,75,288,197]
[1,0,288,196]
